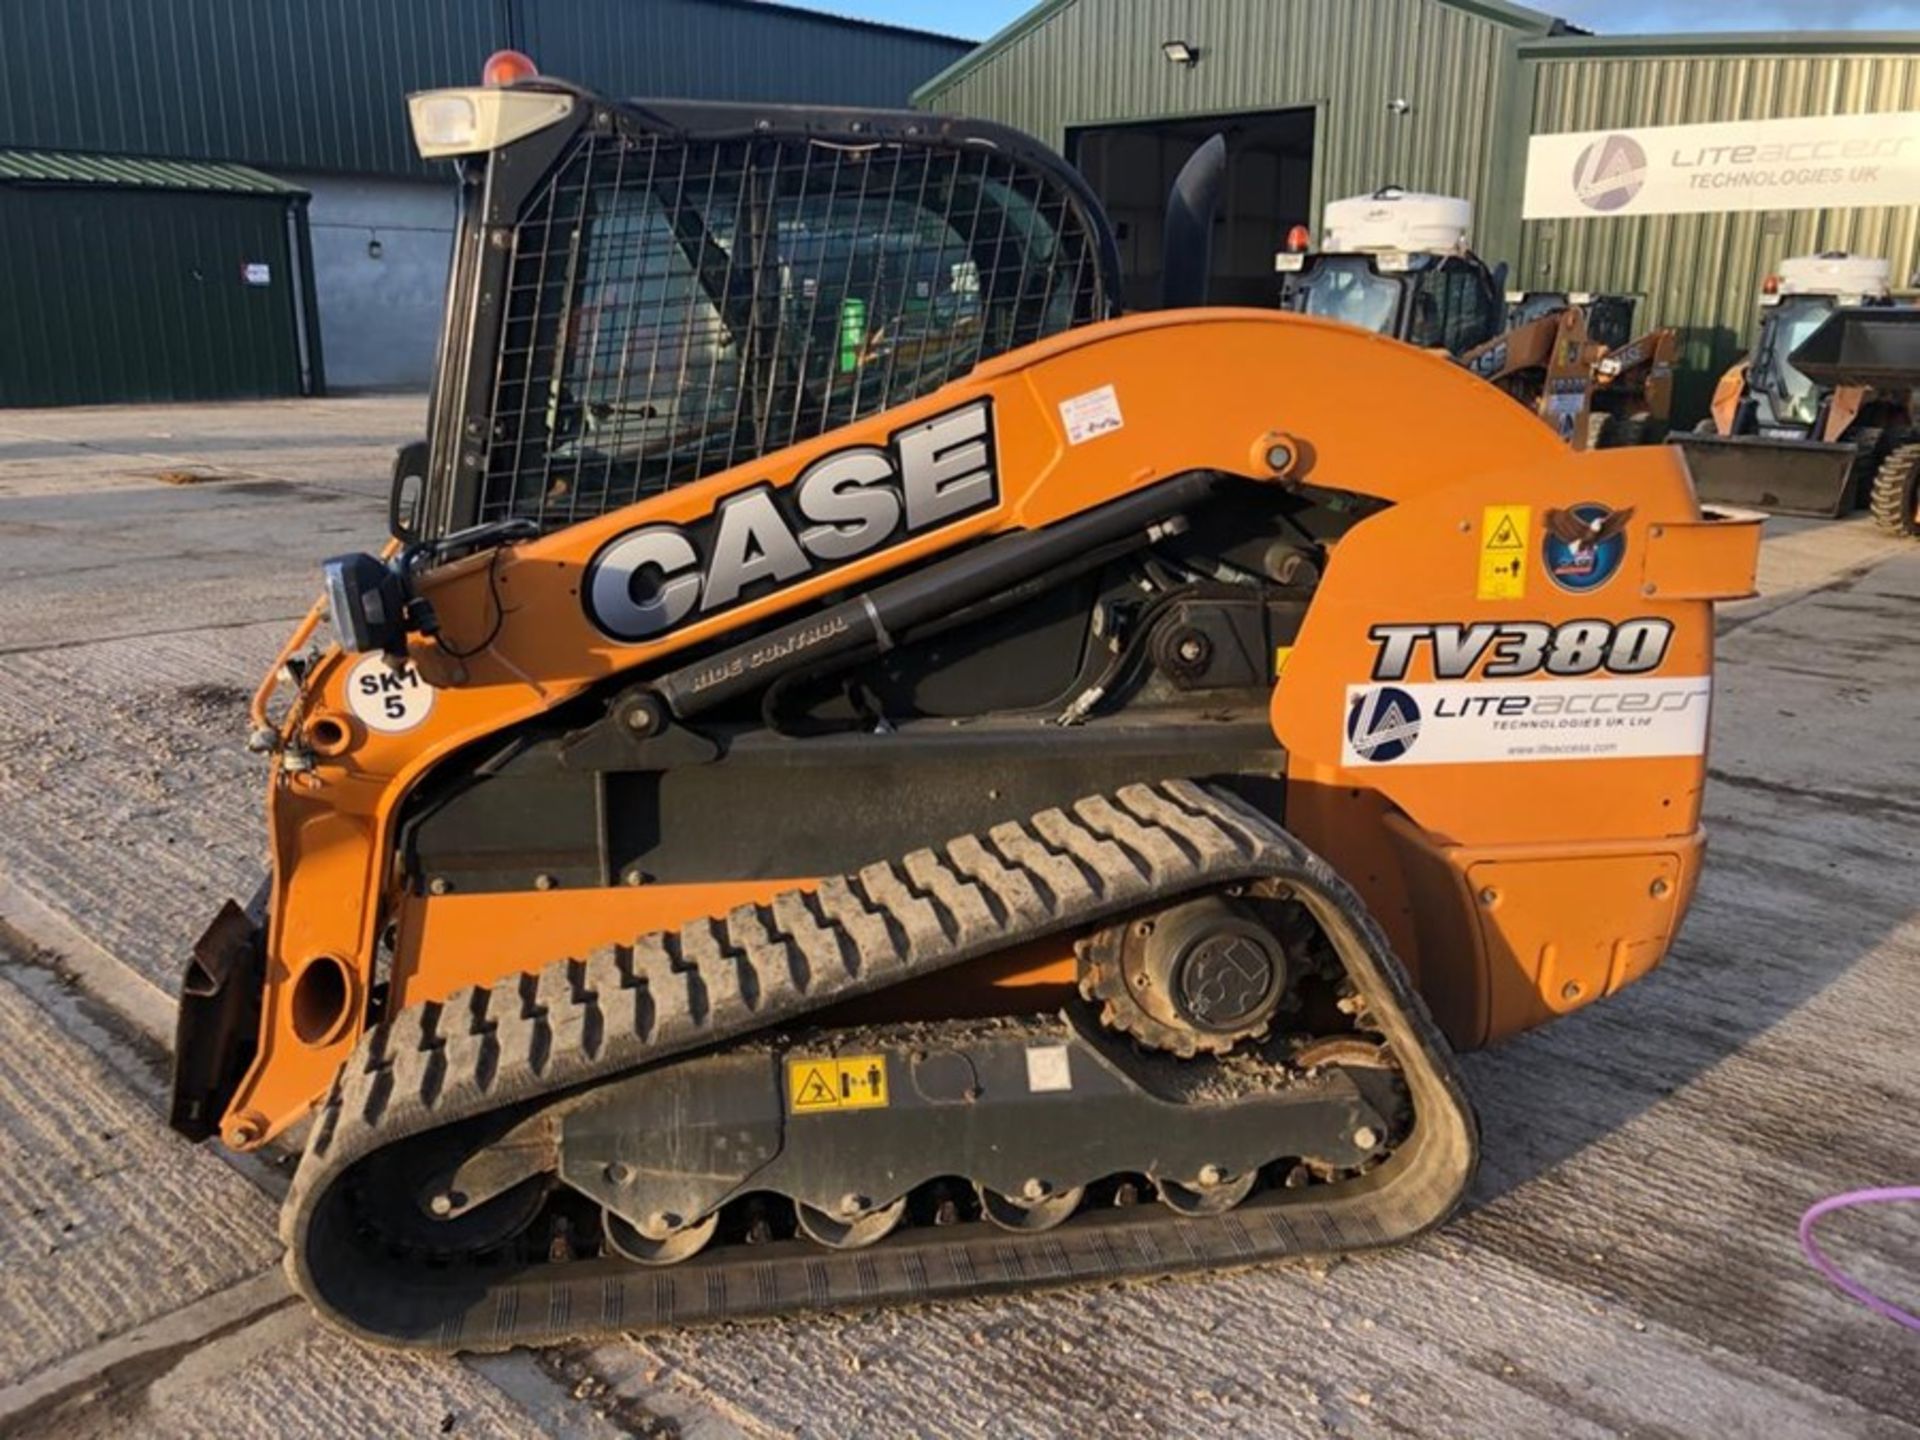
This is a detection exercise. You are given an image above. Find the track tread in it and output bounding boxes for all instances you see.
[283,782,1476,1350]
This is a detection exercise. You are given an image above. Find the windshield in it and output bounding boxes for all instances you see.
[1755,296,1836,429]
[1293,258,1403,335]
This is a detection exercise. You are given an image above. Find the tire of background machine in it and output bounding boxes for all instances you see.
[1850,426,1887,511]
[1585,412,1610,450]
[1693,416,1717,435]
[1639,418,1669,445]
[1868,442,1920,537]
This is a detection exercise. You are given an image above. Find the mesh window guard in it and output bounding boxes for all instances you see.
[472,125,1112,534]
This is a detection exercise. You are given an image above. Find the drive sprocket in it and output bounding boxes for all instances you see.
[1077,888,1308,1057]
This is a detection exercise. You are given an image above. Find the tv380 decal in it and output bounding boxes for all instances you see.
[1344,617,1710,767]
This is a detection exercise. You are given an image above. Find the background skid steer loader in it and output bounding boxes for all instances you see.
[1275,190,1662,451]
[168,58,1761,1351]
[1784,304,1920,537]
[1672,253,1913,517]
[1509,291,1677,449]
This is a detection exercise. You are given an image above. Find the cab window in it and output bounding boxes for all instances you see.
[1410,262,1497,353]
[1295,257,1402,336]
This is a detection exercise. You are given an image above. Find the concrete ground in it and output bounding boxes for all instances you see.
[0,395,1914,1437]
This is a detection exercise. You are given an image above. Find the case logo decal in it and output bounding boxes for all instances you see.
[584,399,998,643]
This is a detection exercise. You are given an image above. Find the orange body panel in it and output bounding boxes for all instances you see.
[1822,384,1868,444]
[1708,362,1748,436]
[391,884,1078,1012]
[224,309,1759,1148]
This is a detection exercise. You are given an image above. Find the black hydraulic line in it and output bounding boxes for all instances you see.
[651,470,1222,718]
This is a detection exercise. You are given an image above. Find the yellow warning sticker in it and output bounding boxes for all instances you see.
[787,1054,890,1113]
[1477,504,1531,600]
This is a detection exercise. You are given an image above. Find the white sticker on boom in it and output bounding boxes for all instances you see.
[1025,1044,1073,1093]
[1058,384,1123,445]
[346,653,436,733]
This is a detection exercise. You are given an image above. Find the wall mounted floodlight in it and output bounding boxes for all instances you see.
[1161,40,1199,66]
[1386,97,1412,116]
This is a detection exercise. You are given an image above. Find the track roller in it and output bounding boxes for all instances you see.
[603,1208,719,1266]
[1158,1168,1258,1216]
[796,1196,909,1249]
[978,1182,1086,1232]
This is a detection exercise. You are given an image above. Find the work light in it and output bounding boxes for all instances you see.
[323,553,410,656]
[407,54,572,160]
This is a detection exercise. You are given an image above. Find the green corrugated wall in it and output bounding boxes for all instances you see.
[0,187,307,405]
[1517,48,1920,418]
[0,0,967,181]
[521,0,970,109]
[914,0,1549,264]
[0,0,511,178]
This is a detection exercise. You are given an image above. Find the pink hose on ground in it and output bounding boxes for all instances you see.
[1798,1187,1920,1332]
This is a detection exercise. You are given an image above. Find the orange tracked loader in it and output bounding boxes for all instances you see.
[168,60,1762,1350]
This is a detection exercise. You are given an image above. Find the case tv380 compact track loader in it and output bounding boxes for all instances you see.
[168,56,1763,1350]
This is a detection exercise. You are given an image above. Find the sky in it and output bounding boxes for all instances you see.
[789,0,1920,42]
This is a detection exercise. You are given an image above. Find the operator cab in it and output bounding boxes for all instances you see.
[1275,187,1503,355]
[1506,290,1636,350]
[1745,252,1894,436]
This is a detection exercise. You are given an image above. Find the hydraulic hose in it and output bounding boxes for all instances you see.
[1797,1186,1920,1332]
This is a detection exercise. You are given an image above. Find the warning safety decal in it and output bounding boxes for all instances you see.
[1477,504,1530,600]
[1342,676,1710,767]
[787,1054,890,1112]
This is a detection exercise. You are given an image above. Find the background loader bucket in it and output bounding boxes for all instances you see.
[1787,304,1920,389]
[1671,433,1858,518]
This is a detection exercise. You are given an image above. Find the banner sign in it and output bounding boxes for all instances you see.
[1523,111,1920,220]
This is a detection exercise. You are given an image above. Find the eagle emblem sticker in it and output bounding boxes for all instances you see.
[1543,503,1632,593]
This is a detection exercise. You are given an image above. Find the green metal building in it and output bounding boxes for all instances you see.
[0,0,969,405]
[914,0,1920,417]
[0,153,318,406]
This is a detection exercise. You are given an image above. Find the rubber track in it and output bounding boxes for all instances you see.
[283,780,1478,1349]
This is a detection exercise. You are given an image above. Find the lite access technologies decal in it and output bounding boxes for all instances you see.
[1343,617,1709,766]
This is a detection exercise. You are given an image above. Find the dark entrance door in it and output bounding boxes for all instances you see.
[1068,109,1315,310]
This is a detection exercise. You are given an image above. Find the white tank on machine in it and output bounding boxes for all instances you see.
[1769,252,1892,304]
[1320,187,1473,258]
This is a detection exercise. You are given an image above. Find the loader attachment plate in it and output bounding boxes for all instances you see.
[169,892,267,1141]
[1670,432,1858,518]
[282,781,1476,1350]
